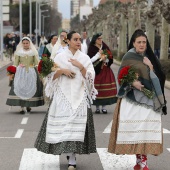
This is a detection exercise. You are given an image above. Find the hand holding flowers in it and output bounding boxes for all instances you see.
[7,65,16,76]
[93,49,113,67]
[118,66,154,99]
[6,65,16,86]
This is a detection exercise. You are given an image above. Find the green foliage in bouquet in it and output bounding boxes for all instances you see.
[38,57,54,78]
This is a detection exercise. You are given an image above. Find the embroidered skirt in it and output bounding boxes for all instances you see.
[6,69,44,107]
[93,65,117,106]
[34,107,96,155]
[108,99,163,155]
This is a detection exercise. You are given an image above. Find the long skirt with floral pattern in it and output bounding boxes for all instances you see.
[34,107,96,155]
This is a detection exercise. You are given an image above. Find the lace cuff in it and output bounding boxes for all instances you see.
[84,70,98,105]
[44,71,58,98]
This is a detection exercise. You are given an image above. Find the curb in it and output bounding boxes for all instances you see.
[114,60,170,90]
[0,61,13,71]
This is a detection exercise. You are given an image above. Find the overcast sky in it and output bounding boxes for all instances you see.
[58,0,100,19]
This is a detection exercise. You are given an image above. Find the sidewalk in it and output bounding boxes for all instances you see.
[0,57,13,71]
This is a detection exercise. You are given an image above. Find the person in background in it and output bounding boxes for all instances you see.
[81,31,90,54]
[6,37,44,114]
[38,35,48,59]
[34,31,97,170]
[42,35,58,58]
[108,29,167,170]
[87,33,117,114]
[4,33,13,61]
[50,30,68,59]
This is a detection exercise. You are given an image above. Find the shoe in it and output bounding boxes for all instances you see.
[134,164,141,170]
[141,155,149,170]
[95,109,100,114]
[20,110,25,114]
[68,164,76,170]
[26,107,31,112]
[142,166,149,170]
[102,109,107,114]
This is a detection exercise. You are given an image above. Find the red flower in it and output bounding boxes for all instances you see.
[103,49,113,59]
[38,60,43,73]
[7,65,16,74]
[118,66,155,99]
[118,66,134,84]
[37,57,59,78]
[42,54,48,57]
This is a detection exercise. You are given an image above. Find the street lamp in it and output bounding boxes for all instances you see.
[36,1,47,46]
[29,0,32,38]
[19,0,22,39]
[39,9,49,35]
[42,15,50,35]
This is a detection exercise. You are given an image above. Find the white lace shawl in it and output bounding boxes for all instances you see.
[45,49,97,109]
[45,43,53,54]
[15,49,36,58]
[45,49,98,143]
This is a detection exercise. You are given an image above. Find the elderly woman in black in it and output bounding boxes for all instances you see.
[87,33,117,114]
[108,29,167,170]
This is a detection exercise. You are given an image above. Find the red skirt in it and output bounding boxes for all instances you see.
[94,65,117,100]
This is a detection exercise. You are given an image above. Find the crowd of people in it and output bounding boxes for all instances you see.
[4,29,167,170]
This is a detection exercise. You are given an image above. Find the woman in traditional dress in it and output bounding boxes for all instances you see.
[87,33,117,114]
[42,34,58,58]
[34,31,97,170]
[50,30,68,59]
[6,37,44,114]
[108,29,167,170]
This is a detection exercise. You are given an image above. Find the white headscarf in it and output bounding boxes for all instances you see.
[15,37,39,62]
[50,36,61,60]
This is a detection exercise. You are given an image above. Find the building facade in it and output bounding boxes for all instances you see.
[62,19,70,31]
[50,0,58,10]
[80,0,93,20]
[80,0,93,6]
[70,0,79,18]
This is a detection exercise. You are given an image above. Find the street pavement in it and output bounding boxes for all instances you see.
[0,62,170,170]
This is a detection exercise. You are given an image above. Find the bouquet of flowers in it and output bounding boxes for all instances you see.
[6,65,16,86]
[7,65,16,75]
[42,54,48,57]
[94,49,113,67]
[38,56,59,78]
[118,66,154,99]
[102,49,113,60]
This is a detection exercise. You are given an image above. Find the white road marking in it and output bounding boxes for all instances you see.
[21,117,28,125]
[163,128,170,134]
[103,121,170,134]
[0,129,24,138]
[14,129,24,138]
[167,148,170,152]
[103,121,112,133]
[19,148,60,170]
[97,148,136,170]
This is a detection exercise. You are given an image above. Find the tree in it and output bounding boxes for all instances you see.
[9,2,62,35]
[70,14,80,32]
